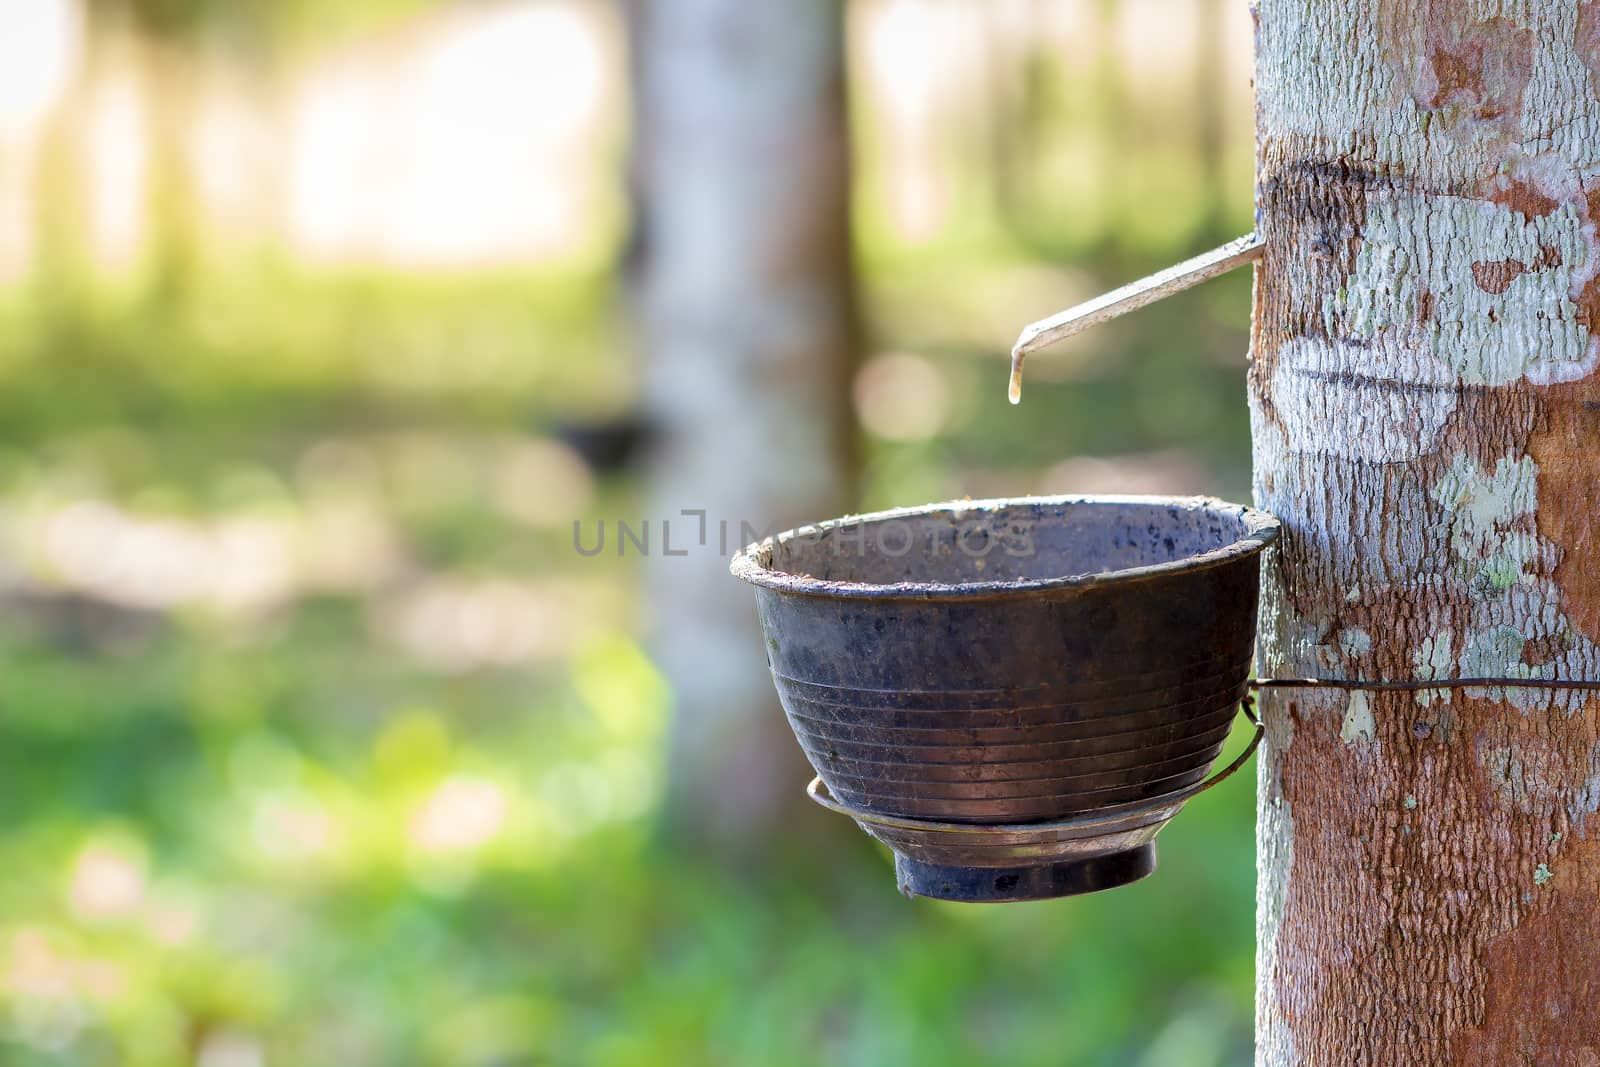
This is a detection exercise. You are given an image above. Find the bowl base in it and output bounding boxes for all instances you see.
[893,843,1157,903]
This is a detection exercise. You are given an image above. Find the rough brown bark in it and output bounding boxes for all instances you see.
[624,0,858,849]
[1251,2,1600,1063]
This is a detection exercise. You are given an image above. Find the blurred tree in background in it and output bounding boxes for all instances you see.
[624,0,858,850]
[0,1,1262,1064]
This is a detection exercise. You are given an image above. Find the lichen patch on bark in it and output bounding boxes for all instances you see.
[1339,691,1378,744]
[1327,192,1599,389]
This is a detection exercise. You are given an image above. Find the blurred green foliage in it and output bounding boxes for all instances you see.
[88,0,435,44]
[0,2,1262,1063]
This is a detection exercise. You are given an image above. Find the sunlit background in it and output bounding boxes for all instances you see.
[0,1,1263,1064]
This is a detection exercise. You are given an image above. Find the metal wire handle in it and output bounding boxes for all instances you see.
[805,678,1600,836]
[1252,677,1600,692]
[804,694,1264,837]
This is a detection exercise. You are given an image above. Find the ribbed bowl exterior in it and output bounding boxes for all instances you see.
[742,499,1271,826]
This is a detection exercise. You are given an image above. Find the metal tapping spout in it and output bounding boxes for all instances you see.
[1007,233,1264,404]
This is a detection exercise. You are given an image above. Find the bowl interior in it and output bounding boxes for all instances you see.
[758,497,1268,589]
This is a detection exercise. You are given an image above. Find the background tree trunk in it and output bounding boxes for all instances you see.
[1251,1,1600,1061]
[624,0,857,850]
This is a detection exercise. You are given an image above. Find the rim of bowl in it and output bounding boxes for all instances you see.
[728,493,1281,600]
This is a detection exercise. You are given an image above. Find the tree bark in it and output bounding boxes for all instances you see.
[624,0,857,850]
[1251,1,1600,1062]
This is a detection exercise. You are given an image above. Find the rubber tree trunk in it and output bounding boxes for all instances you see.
[1251,2,1600,1061]
[624,0,857,849]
